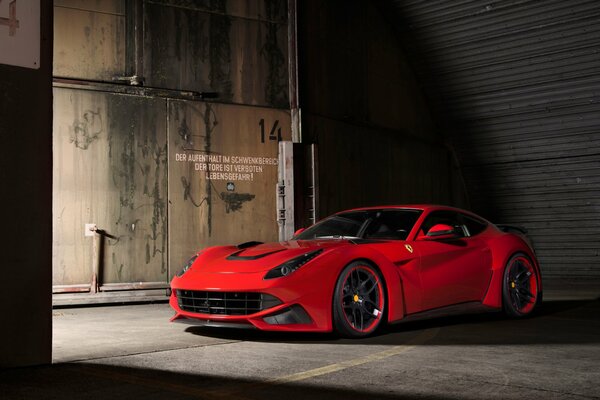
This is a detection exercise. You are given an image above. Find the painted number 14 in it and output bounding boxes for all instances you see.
[0,0,19,37]
[259,119,282,143]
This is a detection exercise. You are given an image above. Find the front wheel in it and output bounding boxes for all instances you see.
[502,253,541,317]
[333,261,385,338]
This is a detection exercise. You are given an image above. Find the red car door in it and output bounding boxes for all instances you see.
[413,211,492,311]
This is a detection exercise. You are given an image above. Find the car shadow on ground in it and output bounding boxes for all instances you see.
[185,298,600,346]
[0,362,454,400]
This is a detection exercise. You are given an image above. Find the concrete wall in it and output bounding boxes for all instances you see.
[0,2,53,367]
[298,0,466,219]
[52,0,293,297]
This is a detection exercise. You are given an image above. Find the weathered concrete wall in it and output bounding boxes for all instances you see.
[53,0,126,80]
[0,2,53,367]
[52,0,292,292]
[53,88,169,286]
[299,1,466,218]
[144,0,289,107]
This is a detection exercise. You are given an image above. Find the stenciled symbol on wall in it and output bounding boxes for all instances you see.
[259,118,282,143]
[220,192,255,213]
[70,108,103,150]
[226,182,235,192]
[0,0,19,37]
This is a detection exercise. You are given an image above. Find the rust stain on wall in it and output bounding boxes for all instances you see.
[262,1,288,107]
[202,102,218,235]
[144,1,288,107]
[106,95,168,276]
[209,8,233,101]
[178,117,194,149]
[70,108,103,149]
[181,176,207,207]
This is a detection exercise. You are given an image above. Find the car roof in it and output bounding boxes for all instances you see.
[339,204,448,212]
[337,205,487,220]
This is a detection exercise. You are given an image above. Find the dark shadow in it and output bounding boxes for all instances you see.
[185,299,600,346]
[0,362,457,400]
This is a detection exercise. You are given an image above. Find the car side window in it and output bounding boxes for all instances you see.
[363,210,422,240]
[462,215,487,237]
[418,210,465,238]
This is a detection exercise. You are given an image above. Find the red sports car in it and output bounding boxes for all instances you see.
[170,205,542,337]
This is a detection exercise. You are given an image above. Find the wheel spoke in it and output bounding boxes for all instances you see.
[359,306,374,322]
[362,301,382,318]
[363,298,378,309]
[512,262,523,279]
[517,271,531,283]
[514,265,527,279]
[357,270,366,288]
[359,308,364,330]
[364,280,379,295]
[518,288,535,302]
[354,269,362,291]
[358,276,371,291]
[511,290,522,310]
[517,271,532,283]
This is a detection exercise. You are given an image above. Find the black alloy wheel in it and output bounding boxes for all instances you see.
[333,261,385,338]
[502,253,541,317]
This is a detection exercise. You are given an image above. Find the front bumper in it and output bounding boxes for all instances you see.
[169,270,333,332]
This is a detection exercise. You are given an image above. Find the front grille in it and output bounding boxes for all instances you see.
[176,290,281,315]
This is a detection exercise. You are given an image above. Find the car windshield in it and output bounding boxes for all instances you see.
[295,209,423,241]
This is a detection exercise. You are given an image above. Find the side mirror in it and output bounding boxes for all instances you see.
[424,224,460,240]
[293,228,305,237]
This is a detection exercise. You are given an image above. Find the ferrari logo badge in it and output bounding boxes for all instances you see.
[405,244,413,253]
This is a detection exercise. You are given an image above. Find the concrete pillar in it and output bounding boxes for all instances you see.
[0,1,53,367]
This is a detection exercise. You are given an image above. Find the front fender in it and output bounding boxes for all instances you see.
[301,245,406,326]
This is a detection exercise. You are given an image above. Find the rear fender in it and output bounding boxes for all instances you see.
[482,234,542,308]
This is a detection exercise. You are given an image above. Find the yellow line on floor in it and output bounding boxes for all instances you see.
[270,327,439,384]
[78,328,439,400]
[206,327,440,398]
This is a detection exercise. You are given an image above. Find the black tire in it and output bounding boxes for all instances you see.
[332,261,386,338]
[502,253,542,318]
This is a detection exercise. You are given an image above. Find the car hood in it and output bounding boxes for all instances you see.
[189,239,353,274]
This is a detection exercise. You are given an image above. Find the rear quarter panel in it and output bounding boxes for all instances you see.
[482,229,542,308]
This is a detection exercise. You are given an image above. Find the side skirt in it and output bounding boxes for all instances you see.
[393,301,501,324]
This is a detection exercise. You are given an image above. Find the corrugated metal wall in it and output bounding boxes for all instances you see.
[298,0,467,221]
[390,0,600,279]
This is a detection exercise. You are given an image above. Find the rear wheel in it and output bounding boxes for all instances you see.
[333,261,385,338]
[502,253,541,317]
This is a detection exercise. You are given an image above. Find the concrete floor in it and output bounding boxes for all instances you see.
[1,292,599,399]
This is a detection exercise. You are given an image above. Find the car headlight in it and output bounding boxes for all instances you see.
[264,249,323,280]
[176,253,199,277]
